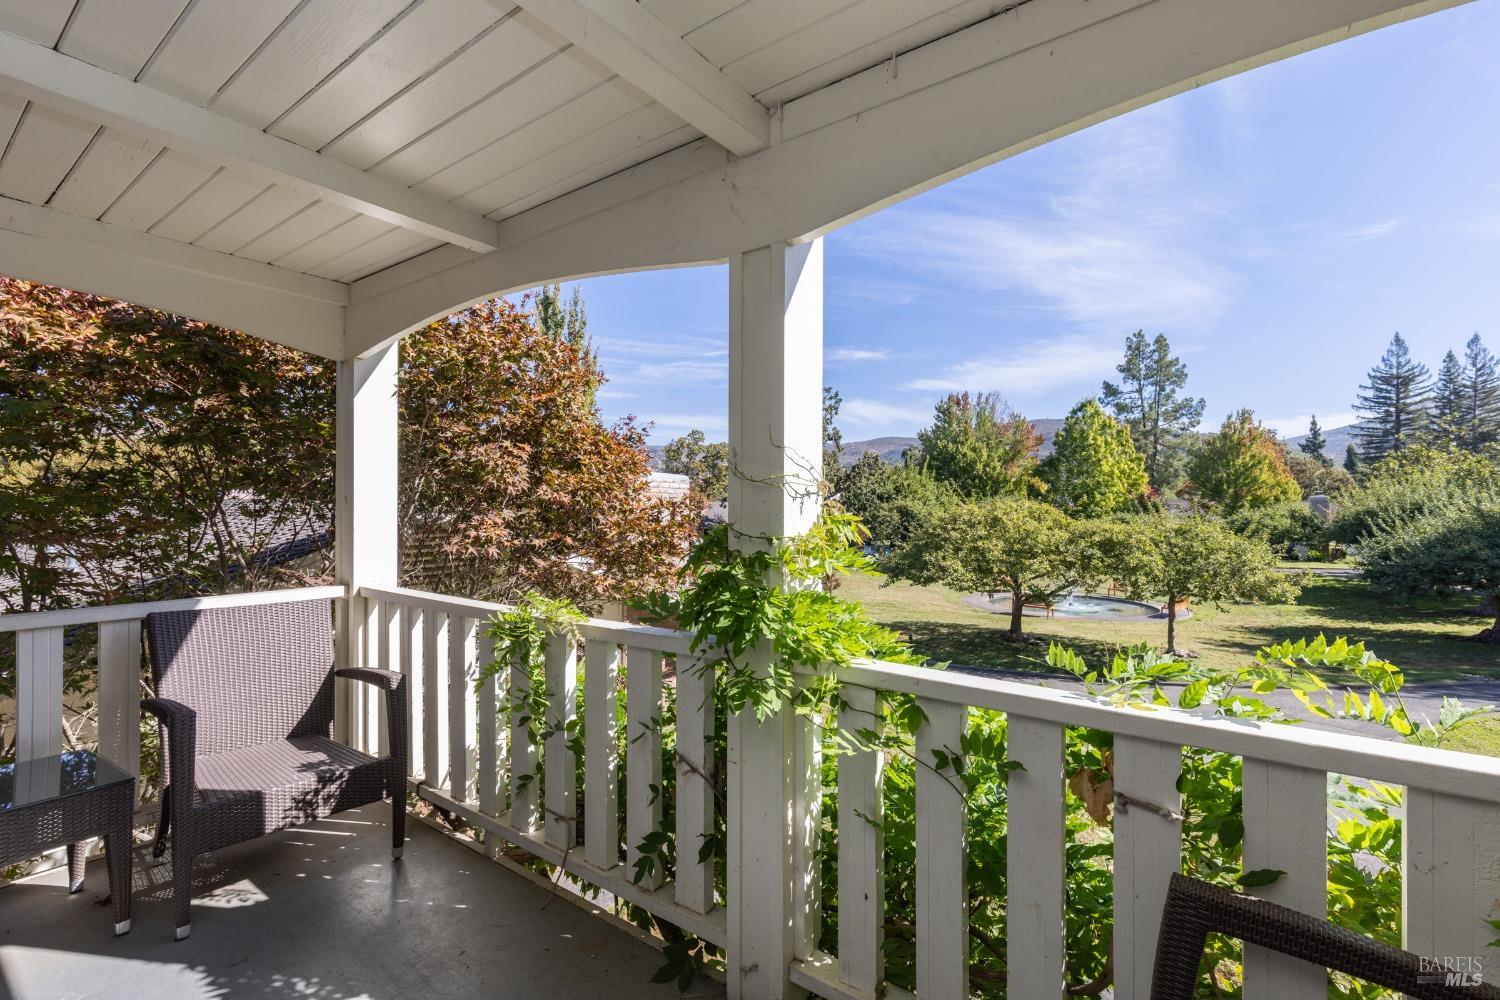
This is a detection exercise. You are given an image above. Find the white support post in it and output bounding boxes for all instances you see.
[335,342,399,746]
[725,239,823,1000]
[1006,715,1067,1000]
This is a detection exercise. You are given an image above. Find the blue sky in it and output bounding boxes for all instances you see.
[562,1,1500,445]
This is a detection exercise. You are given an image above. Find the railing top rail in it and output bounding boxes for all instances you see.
[838,658,1500,800]
[356,584,697,657]
[0,585,349,633]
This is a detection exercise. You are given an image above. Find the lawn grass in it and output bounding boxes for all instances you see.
[838,571,1500,682]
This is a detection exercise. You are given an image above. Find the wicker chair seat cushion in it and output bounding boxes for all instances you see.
[191,736,389,843]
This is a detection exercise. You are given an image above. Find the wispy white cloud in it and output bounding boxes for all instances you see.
[828,347,892,364]
[839,397,933,436]
[1342,217,1405,242]
[843,104,1233,332]
[906,336,1120,399]
[1260,411,1358,439]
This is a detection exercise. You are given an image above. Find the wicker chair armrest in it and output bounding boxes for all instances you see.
[334,667,404,692]
[334,668,409,777]
[142,696,197,803]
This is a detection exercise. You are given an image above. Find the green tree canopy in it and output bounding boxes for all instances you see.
[1360,487,1500,643]
[1185,409,1301,515]
[1040,398,1148,516]
[1225,501,1325,552]
[1327,446,1500,545]
[823,385,843,481]
[662,429,729,502]
[1299,414,1330,464]
[914,391,1043,498]
[1459,333,1500,450]
[883,496,1087,636]
[1354,332,1430,462]
[1099,331,1205,492]
[834,453,957,548]
[1285,452,1355,499]
[1098,514,1298,653]
[1345,442,1363,477]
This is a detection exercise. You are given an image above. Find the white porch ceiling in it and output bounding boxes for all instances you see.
[0,0,1472,359]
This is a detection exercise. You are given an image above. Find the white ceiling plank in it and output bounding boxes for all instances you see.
[0,104,97,206]
[500,0,770,155]
[682,0,845,71]
[346,0,1467,356]
[101,149,217,231]
[193,185,318,254]
[0,31,503,251]
[274,214,393,274]
[318,229,441,282]
[422,77,648,203]
[150,168,268,244]
[271,0,502,151]
[0,92,24,152]
[467,104,684,215]
[58,0,191,77]
[208,0,411,130]
[0,0,76,45]
[139,0,302,105]
[48,128,162,219]
[319,11,564,171]
[371,48,607,186]
[235,201,357,264]
[640,0,742,38]
[0,194,345,357]
[489,120,694,219]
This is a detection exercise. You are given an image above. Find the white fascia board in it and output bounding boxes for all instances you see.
[0,30,501,253]
[0,195,347,358]
[504,0,769,155]
[346,0,1467,356]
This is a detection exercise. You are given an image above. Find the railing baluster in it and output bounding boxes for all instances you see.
[16,626,64,762]
[448,615,478,802]
[1112,734,1183,1000]
[793,703,822,960]
[837,684,884,993]
[675,653,715,913]
[1404,788,1500,978]
[544,631,578,849]
[360,596,380,753]
[584,639,622,871]
[915,698,967,1000]
[1242,759,1327,999]
[477,629,503,842]
[421,609,450,788]
[1006,714,1066,999]
[510,649,540,833]
[374,600,398,757]
[399,604,423,781]
[96,620,141,783]
[627,645,664,890]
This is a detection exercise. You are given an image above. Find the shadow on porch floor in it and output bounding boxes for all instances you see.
[0,803,719,1000]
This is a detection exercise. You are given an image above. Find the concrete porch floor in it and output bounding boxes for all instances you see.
[0,803,721,1000]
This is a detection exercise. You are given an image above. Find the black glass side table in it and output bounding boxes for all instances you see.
[1,750,135,935]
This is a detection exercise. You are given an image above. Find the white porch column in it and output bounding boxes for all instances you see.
[725,239,823,1000]
[334,342,400,748]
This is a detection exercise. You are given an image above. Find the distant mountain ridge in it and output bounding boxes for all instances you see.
[647,421,1358,469]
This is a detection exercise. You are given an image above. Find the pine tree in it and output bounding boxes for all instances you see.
[1460,333,1500,450]
[1299,415,1330,465]
[1354,333,1431,463]
[1430,350,1465,448]
[1099,331,1205,493]
[1344,443,1362,477]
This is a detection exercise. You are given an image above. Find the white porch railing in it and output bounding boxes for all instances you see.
[7,584,1500,999]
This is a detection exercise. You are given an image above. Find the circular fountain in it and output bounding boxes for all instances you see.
[963,591,1186,621]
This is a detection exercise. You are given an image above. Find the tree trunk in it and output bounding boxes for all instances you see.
[1009,586,1024,637]
[1478,596,1500,644]
[1165,595,1178,654]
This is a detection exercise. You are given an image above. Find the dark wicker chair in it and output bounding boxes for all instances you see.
[1152,872,1500,999]
[142,599,407,940]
